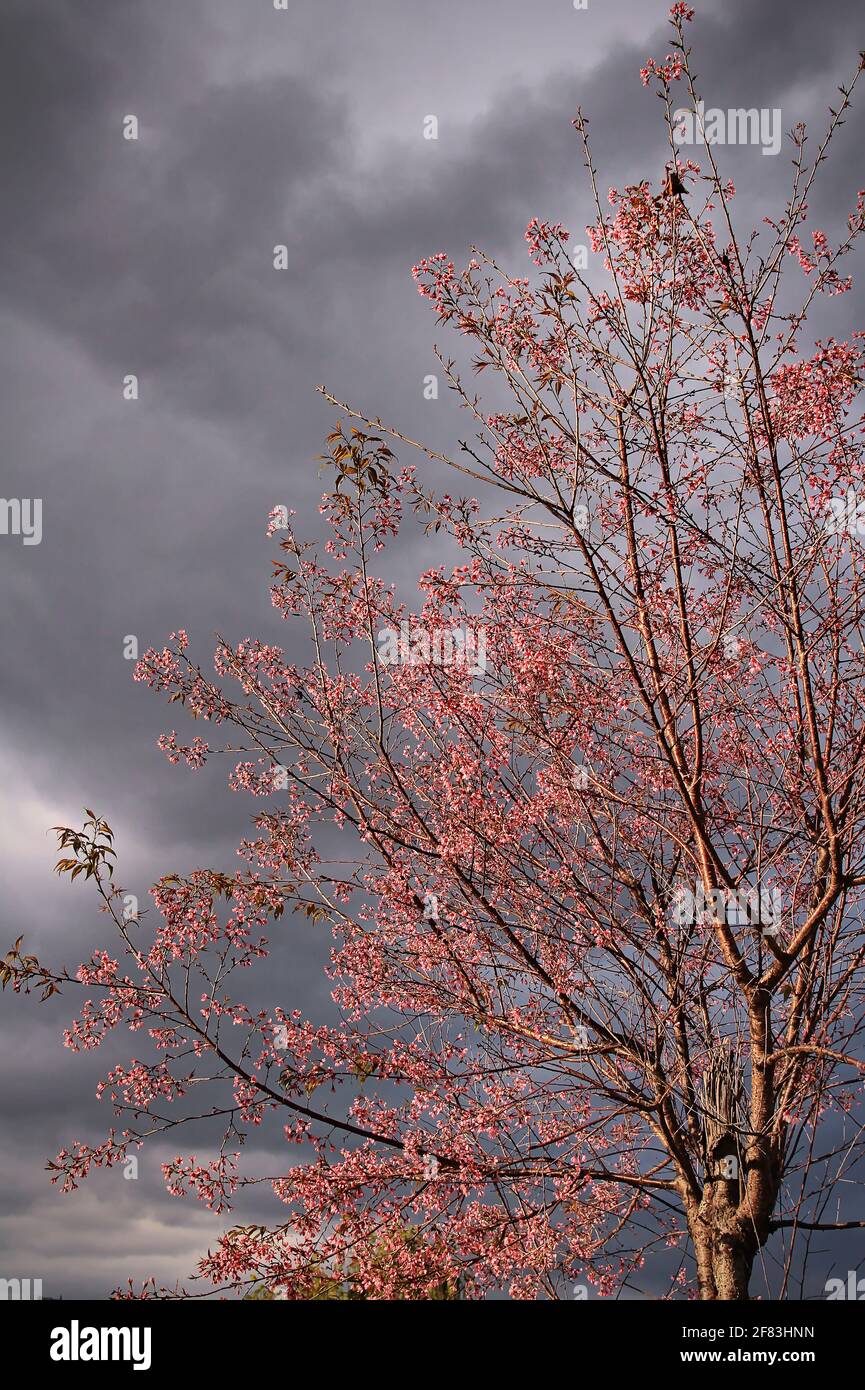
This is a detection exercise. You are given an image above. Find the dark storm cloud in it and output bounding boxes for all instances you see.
[0,0,346,423]
[1,0,863,1297]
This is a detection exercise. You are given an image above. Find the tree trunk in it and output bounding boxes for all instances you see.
[687,1134,778,1299]
[690,1201,756,1300]
[711,1234,753,1300]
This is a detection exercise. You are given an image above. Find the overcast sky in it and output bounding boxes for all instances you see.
[1,0,863,1299]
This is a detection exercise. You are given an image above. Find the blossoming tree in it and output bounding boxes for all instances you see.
[8,6,865,1300]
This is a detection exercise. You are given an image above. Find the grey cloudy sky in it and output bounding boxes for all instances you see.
[1,0,863,1299]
